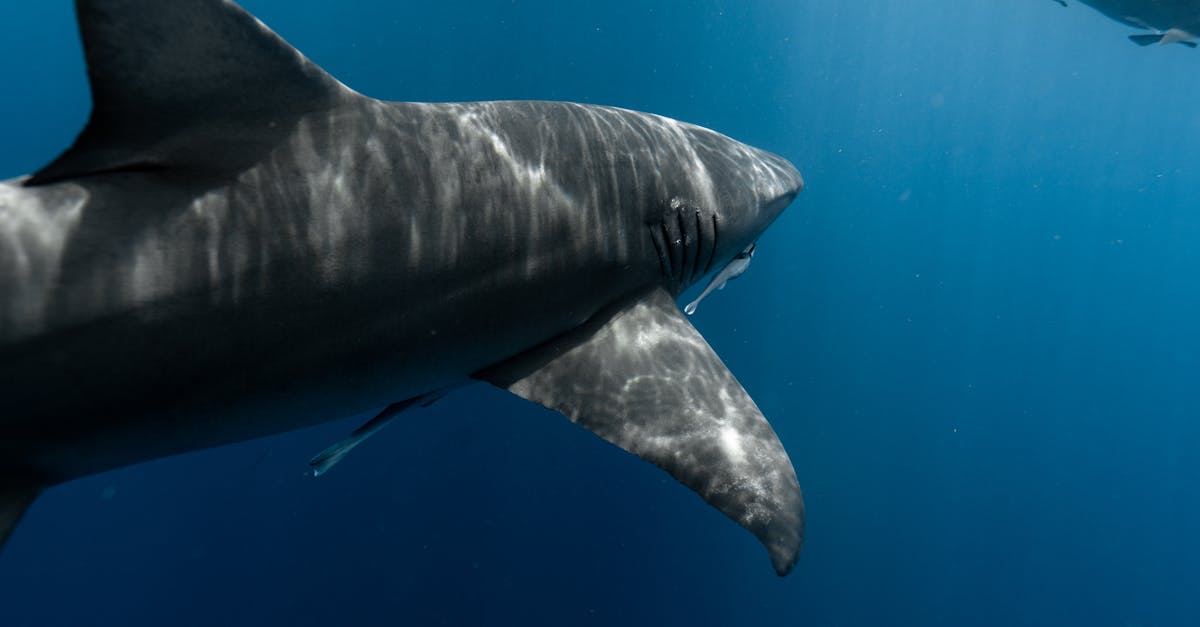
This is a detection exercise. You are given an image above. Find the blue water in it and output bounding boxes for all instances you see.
[3,1,1199,625]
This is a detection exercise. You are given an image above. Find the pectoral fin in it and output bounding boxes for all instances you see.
[476,287,804,575]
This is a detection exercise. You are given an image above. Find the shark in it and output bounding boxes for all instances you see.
[0,0,805,575]
[1053,0,1200,47]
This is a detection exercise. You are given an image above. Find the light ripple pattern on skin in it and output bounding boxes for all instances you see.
[0,180,88,338]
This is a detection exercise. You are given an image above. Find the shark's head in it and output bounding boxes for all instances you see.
[650,123,803,295]
[710,143,803,264]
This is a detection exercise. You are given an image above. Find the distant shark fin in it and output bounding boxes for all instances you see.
[476,287,804,576]
[1129,33,1165,46]
[1160,28,1198,46]
[1129,31,1198,47]
[1,481,41,551]
[28,0,350,186]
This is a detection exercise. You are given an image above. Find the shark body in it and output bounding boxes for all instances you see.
[0,0,805,574]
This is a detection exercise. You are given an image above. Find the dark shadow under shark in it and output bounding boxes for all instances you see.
[1053,0,1200,47]
[0,0,805,574]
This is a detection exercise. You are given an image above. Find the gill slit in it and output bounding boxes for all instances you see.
[677,208,691,285]
[650,224,669,279]
[662,221,676,283]
[690,209,705,286]
[705,214,720,276]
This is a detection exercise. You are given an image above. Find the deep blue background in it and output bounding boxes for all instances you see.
[3,1,1199,625]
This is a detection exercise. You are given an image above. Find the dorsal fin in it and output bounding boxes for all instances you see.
[28,0,350,185]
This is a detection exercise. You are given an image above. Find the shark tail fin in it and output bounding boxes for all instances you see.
[28,0,350,186]
[1,481,41,551]
[477,288,804,576]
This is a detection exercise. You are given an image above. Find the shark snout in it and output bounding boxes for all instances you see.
[754,149,804,217]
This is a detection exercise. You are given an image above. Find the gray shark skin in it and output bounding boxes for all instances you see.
[0,0,805,574]
[1057,0,1200,46]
